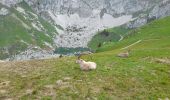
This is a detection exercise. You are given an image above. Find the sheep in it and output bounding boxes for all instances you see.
[117,50,131,58]
[76,59,97,71]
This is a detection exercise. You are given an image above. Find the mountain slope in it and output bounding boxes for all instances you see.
[24,0,170,48]
[0,16,170,99]
[1,0,170,60]
[0,1,58,59]
[88,25,131,50]
[94,16,170,52]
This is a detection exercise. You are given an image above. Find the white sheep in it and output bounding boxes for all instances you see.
[76,59,97,71]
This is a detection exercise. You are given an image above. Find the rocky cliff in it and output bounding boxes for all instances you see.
[23,0,170,47]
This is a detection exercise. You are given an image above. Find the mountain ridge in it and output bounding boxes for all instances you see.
[0,0,170,60]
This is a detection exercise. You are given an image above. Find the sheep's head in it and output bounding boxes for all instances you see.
[76,59,84,64]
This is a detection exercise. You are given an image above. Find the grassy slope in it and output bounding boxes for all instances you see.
[16,2,55,47]
[96,16,170,52]
[0,17,170,99]
[0,2,58,59]
[0,1,57,51]
[88,25,130,50]
[0,4,31,47]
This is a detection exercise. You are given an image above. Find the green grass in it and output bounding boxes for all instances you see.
[88,25,131,50]
[0,16,170,99]
[96,16,170,52]
[39,17,58,37]
[0,14,32,47]
[0,1,58,58]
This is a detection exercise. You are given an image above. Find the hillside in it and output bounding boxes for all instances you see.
[92,16,170,53]
[0,16,170,99]
[0,1,58,59]
[24,0,170,48]
[88,25,131,50]
[1,0,170,60]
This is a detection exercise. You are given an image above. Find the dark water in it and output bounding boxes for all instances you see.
[54,47,93,55]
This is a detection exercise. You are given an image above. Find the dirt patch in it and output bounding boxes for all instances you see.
[154,58,170,65]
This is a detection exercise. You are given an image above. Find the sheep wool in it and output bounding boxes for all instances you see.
[76,59,97,71]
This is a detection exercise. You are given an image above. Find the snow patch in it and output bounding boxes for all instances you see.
[44,42,53,48]
[28,11,38,19]
[20,40,29,45]
[0,8,9,16]
[31,21,45,31]
[16,6,39,21]
[0,0,22,7]
[48,11,67,28]
[12,14,31,30]
[55,26,64,35]
[101,14,132,28]
[16,7,45,32]
[16,7,26,14]
[50,10,132,47]
[32,23,41,31]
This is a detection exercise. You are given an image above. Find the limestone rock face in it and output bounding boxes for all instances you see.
[0,0,22,7]
[21,0,170,47]
[0,8,9,16]
[149,0,170,19]
[127,15,148,29]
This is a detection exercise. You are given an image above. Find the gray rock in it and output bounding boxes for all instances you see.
[127,15,148,28]
[149,0,170,19]
[0,0,22,7]
[23,0,170,47]
[0,8,9,16]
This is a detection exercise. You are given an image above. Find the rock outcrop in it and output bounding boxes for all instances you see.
[0,8,9,16]
[22,0,170,47]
